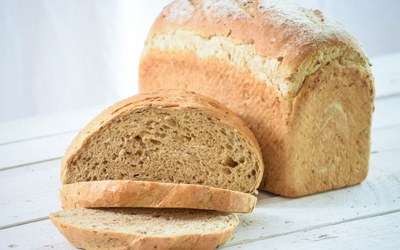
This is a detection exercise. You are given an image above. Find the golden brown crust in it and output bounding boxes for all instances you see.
[49,210,238,250]
[61,90,264,193]
[139,49,374,197]
[61,180,257,213]
[147,0,370,97]
[139,0,375,197]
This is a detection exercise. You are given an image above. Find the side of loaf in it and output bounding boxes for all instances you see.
[139,0,375,197]
[61,180,257,213]
[50,208,239,250]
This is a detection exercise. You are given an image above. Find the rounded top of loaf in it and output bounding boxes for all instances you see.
[146,0,371,97]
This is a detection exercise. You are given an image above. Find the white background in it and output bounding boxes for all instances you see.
[1,0,399,122]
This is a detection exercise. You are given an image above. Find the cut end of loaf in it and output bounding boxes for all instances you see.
[50,208,239,250]
[262,56,374,197]
[61,91,264,194]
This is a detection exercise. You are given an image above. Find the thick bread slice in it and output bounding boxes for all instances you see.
[61,180,257,213]
[50,208,239,250]
[61,90,264,194]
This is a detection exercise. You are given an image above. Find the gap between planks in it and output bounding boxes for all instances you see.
[0,157,61,172]
[0,216,49,230]
[0,130,78,146]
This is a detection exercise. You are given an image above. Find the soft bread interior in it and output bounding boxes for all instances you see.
[63,106,261,193]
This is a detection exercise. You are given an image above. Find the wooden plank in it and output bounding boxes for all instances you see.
[223,163,400,247]
[0,105,108,145]
[0,220,73,250]
[0,132,74,170]
[372,96,400,129]
[371,124,400,153]
[224,211,400,249]
[0,96,398,171]
[371,52,400,99]
[0,160,61,229]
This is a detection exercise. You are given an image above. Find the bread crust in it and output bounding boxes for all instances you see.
[61,90,264,193]
[146,0,370,97]
[49,209,238,250]
[140,51,374,197]
[140,0,375,197]
[61,180,257,213]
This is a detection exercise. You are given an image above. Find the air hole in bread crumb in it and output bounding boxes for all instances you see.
[165,118,177,127]
[150,139,161,145]
[223,168,232,174]
[224,156,238,168]
[134,135,142,142]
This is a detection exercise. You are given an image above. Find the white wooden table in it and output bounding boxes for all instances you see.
[0,53,400,250]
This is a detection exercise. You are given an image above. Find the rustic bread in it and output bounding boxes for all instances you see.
[60,180,257,213]
[139,0,375,197]
[50,208,238,250]
[61,90,264,194]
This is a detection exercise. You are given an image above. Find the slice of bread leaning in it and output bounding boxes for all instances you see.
[60,90,264,212]
[50,208,239,250]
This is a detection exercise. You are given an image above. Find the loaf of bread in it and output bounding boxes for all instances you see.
[50,208,238,250]
[139,0,375,197]
[61,180,256,213]
[61,90,263,211]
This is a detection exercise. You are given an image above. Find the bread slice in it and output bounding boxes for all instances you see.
[61,90,264,194]
[60,180,256,213]
[50,208,238,250]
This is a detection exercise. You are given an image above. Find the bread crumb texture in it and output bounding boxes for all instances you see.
[62,91,264,194]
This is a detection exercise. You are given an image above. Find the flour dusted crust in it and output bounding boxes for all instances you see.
[61,180,257,213]
[140,0,375,197]
[144,0,370,97]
